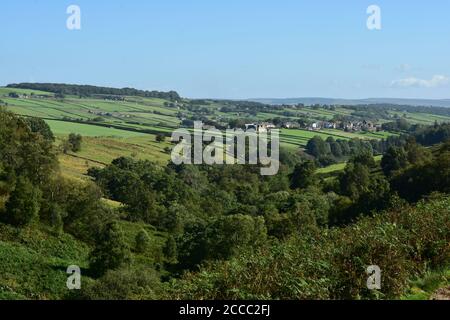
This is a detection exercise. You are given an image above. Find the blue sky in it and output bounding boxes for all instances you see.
[1,0,450,99]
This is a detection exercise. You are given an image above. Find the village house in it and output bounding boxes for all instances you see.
[308,122,322,131]
[282,121,300,129]
[245,122,276,132]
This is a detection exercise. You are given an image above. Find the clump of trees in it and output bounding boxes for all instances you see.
[61,133,83,153]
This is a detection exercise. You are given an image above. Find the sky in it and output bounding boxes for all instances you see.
[1,0,450,99]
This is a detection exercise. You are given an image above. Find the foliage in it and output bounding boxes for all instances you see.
[89,222,131,277]
[134,229,151,254]
[80,267,162,300]
[169,195,450,300]
[4,177,42,227]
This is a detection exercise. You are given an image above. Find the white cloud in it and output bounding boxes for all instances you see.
[391,75,449,88]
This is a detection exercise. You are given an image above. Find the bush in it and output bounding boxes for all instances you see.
[134,229,151,254]
[68,133,82,152]
[80,267,162,300]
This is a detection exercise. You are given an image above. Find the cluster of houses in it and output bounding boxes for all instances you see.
[239,120,382,133]
[307,120,381,132]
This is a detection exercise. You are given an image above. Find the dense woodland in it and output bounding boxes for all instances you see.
[305,120,450,165]
[0,107,449,300]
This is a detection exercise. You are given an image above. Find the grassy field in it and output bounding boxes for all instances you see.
[57,135,172,181]
[47,120,151,138]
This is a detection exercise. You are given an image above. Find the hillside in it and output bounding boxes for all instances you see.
[0,94,449,301]
[251,97,450,108]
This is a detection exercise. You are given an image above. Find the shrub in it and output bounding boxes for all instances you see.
[134,229,151,254]
[169,195,450,300]
[80,267,162,300]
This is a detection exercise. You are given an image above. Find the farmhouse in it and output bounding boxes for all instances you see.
[245,122,276,132]
[282,121,300,129]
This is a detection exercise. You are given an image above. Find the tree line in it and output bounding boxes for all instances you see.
[6,83,180,101]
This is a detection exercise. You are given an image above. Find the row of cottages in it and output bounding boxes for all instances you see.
[343,120,380,132]
[245,122,276,132]
[308,120,380,132]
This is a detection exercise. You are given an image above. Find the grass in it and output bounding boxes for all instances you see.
[56,135,172,180]
[317,162,347,174]
[317,155,383,174]
[46,120,150,138]
[0,224,90,300]
[117,221,167,267]
[403,268,450,300]
[0,87,53,96]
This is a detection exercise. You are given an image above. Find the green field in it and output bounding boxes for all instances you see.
[46,120,152,138]
[57,135,172,181]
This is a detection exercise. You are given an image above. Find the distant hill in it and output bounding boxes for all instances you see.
[6,83,180,101]
[250,97,450,108]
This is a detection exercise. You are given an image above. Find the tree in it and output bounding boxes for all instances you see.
[306,136,330,158]
[381,147,408,177]
[205,214,267,260]
[61,139,73,154]
[89,222,131,276]
[351,151,375,167]
[290,161,317,189]
[24,117,55,141]
[135,229,151,253]
[49,203,65,235]
[68,133,82,152]
[156,133,166,143]
[330,141,343,158]
[339,163,371,200]
[163,235,178,264]
[4,176,42,226]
